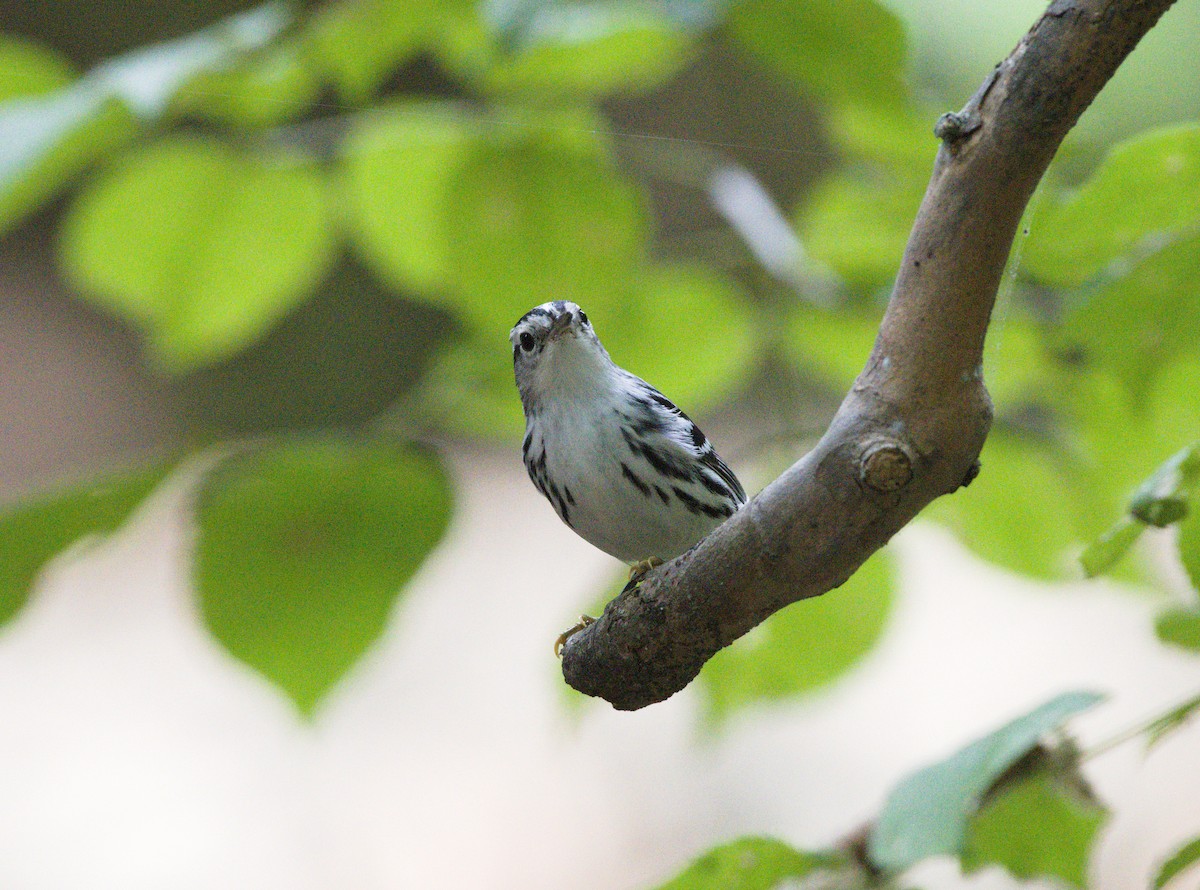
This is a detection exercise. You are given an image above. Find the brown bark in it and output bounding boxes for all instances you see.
[561,0,1180,710]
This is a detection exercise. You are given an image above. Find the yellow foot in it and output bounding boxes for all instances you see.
[628,556,664,585]
[554,614,595,657]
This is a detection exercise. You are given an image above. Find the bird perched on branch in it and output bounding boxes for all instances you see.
[510,300,746,650]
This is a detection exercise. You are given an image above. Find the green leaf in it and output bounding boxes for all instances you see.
[961,772,1108,888]
[828,101,938,168]
[927,432,1079,580]
[91,2,291,119]
[1061,234,1200,400]
[868,690,1104,872]
[340,101,474,295]
[1129,442,1200,528]
[1154,835,1200,890]
[0,462,172,626]
[195,437,451,714]
[1080,516,1144,578]
[797,165,926,291]
[443,136,647,339]
[1155,607,1200,653]
[411,337,528,440]
[653,836,835,890]
[1145,692,1200,750]
[1024,124,1200,287]
[701,549,894,722]
[303,0,446,104]
[0,3,290,234]
[783,303,882,392]
[0,87,137,235]
[60,137,334,371]
[481,1,694,98]
[0,36,75,102]
[1181,502,1200,594]
[168,40,320,128]
[729,0,908,108]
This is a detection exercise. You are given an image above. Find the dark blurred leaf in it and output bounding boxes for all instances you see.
[1062,234,1200,400]
[195,437,451,714]
[961,772,1108,888]
[1129,442,1200,527]
[653,836,837,890]
[0,35,75,102]
[61,137,334,371]
[1024,124,1200,287]
[1145,692,1200,750]
[869,691,1104,871]
[1155,607,1200,653]
[1154,835,1200,890]
[729,0,907,108]
[443,135,647,340]
[0,463,172,626]
[340,101,474,295]
[701,549,893,722]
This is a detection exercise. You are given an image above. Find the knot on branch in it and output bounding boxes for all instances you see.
[934,109,982,144]
[859,441,914,493]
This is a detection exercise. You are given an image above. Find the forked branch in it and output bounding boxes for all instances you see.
[561,0,1179,710]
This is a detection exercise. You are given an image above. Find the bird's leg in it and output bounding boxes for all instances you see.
[628,556,663,585]
[554,615,595,657]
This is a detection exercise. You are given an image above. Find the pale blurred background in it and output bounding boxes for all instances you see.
[2,0,1200,887]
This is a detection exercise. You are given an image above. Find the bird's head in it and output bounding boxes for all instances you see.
[510,300,611,410]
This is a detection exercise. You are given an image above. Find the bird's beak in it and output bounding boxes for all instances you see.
[548,311,574,340]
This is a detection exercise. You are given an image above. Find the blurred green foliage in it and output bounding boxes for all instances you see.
[1,0,1199,883]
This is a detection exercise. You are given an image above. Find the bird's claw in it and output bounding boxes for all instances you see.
[554,614,596,657]
[627,556,664,586]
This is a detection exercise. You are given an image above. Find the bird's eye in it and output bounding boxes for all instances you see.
[519,331,535,352]
[578,309,589,325]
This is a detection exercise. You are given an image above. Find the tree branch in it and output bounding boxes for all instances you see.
[561,0,1179,710]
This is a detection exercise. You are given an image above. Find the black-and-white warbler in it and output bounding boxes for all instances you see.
[510,300,746,570]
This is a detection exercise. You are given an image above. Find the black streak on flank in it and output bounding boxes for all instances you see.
[639,443,696,483]
[620,427,639,454]
[564,485,576,506]
[689,424,707,449]
[653,484,670,505]
[672,486,728,519]
[696,469,732,499]
[621,462,652,497]
[522,431,533,457]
